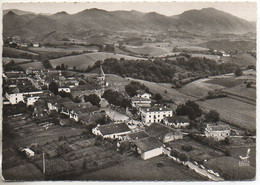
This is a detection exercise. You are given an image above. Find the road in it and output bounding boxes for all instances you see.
[163,149,224,181]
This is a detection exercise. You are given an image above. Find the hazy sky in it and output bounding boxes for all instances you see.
[2,1,257,21]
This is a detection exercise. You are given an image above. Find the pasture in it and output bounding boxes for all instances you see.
[3,57,31,65]
[191,53,220,61]
[124,43,173,57]
[50,52,146,70]
[19,61,45,70]
[198,97,256,132]
[205,156,255,180]
[3,47,38,58]
[75,155,205,181]
[126,77,194,104]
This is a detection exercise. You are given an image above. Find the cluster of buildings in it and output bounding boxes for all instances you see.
[4,71,43,105]
[92,121,184,160]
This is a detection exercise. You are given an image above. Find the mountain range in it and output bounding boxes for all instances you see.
[3,8,256,42]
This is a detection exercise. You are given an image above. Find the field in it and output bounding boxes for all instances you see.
[178,78,225,98]
[126,77,194,104]
[3,47,38,58]
[191,53,220,61]
[198,40,256,53]
[124,42,174,57]
[205,156,255,180]
[222,53,256,66]
[50,52,147,70]
[2,163,45,181]
[19,61,45,70]
[3,57,31,65]
[198,97,256,131]
[74,155,205,181]
[28,45,99,55]
[167,137,225,163]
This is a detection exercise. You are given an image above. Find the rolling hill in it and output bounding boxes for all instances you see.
[3,8,256,41]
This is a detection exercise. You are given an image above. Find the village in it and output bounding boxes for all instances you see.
[2,2,257,181]
[2,61,256,181]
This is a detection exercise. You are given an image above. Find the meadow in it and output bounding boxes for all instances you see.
[50,52,147,70]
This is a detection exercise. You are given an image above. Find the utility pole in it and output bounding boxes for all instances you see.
[43,153,46,174]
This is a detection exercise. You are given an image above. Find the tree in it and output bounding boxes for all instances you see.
[125,84,137,97]
[246,82,252,88]
[176,100,202,120]
[178,152,188,162]
[79,81,86,85]
[84,94,101,107]
[205,110,220,122]
[56,65,61,70]
[170,149,180,158]
[234,68,243,77]
[49,82,58,95]
[154,93,163,102]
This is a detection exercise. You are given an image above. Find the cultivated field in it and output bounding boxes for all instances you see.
[50,52,147,70]
[222,53,256,66]
[198,97,256,131]
[19,61,45,70]
[3,57,31,65]
[126,77,194,104]
[167,137,225,163]
[205,156,255,180]
[191,53,220,61]
[124,42,173,57]
[29,45,99,54]
[75,155,205,181]
[3,47,38,58]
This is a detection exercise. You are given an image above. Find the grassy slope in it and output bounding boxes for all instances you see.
[49,52,147,70]
[3,47,38,58]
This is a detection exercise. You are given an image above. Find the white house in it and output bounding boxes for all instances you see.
[25,94,41,106]
[5,87,43,105]
[140,106,173,125]
[131,96,151,108]
[136,90,151,99]
[92,122,131,140]
[58,87,71,93]
[205,123,231,141]
[163,116,190,128]
[134,137,163,160]
[20,148,35,157]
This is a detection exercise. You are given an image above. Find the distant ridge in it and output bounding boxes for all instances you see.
[3,7,256,41]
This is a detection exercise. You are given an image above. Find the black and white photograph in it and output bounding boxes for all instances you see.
[1,0,257,182]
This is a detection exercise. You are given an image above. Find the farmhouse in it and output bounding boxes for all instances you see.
[140,106,173,125]
[134,137,163,160]
[136,90,151,99]
[20,148,35,158]
[92,122,131,140]
[145,123,183,143]
[163,116,190,128]
[58,86,71,93]
[131,96,152,108]
[5,84,43,105]
[205,123,231,141]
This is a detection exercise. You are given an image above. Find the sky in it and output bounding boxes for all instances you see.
[2,1,257,22]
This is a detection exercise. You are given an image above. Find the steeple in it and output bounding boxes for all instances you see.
[100,64,105,77]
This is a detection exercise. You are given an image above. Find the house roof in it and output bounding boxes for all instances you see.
[98,123,131,136]
[145,123,175,138]
[132,96,151,101]
[206,124,231,131]
[136,90,150,95]
[127,131,149,141]
[134,137,163,152]
[71,84,101,91]
[164,116,189,123]
[142,106,172,112]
